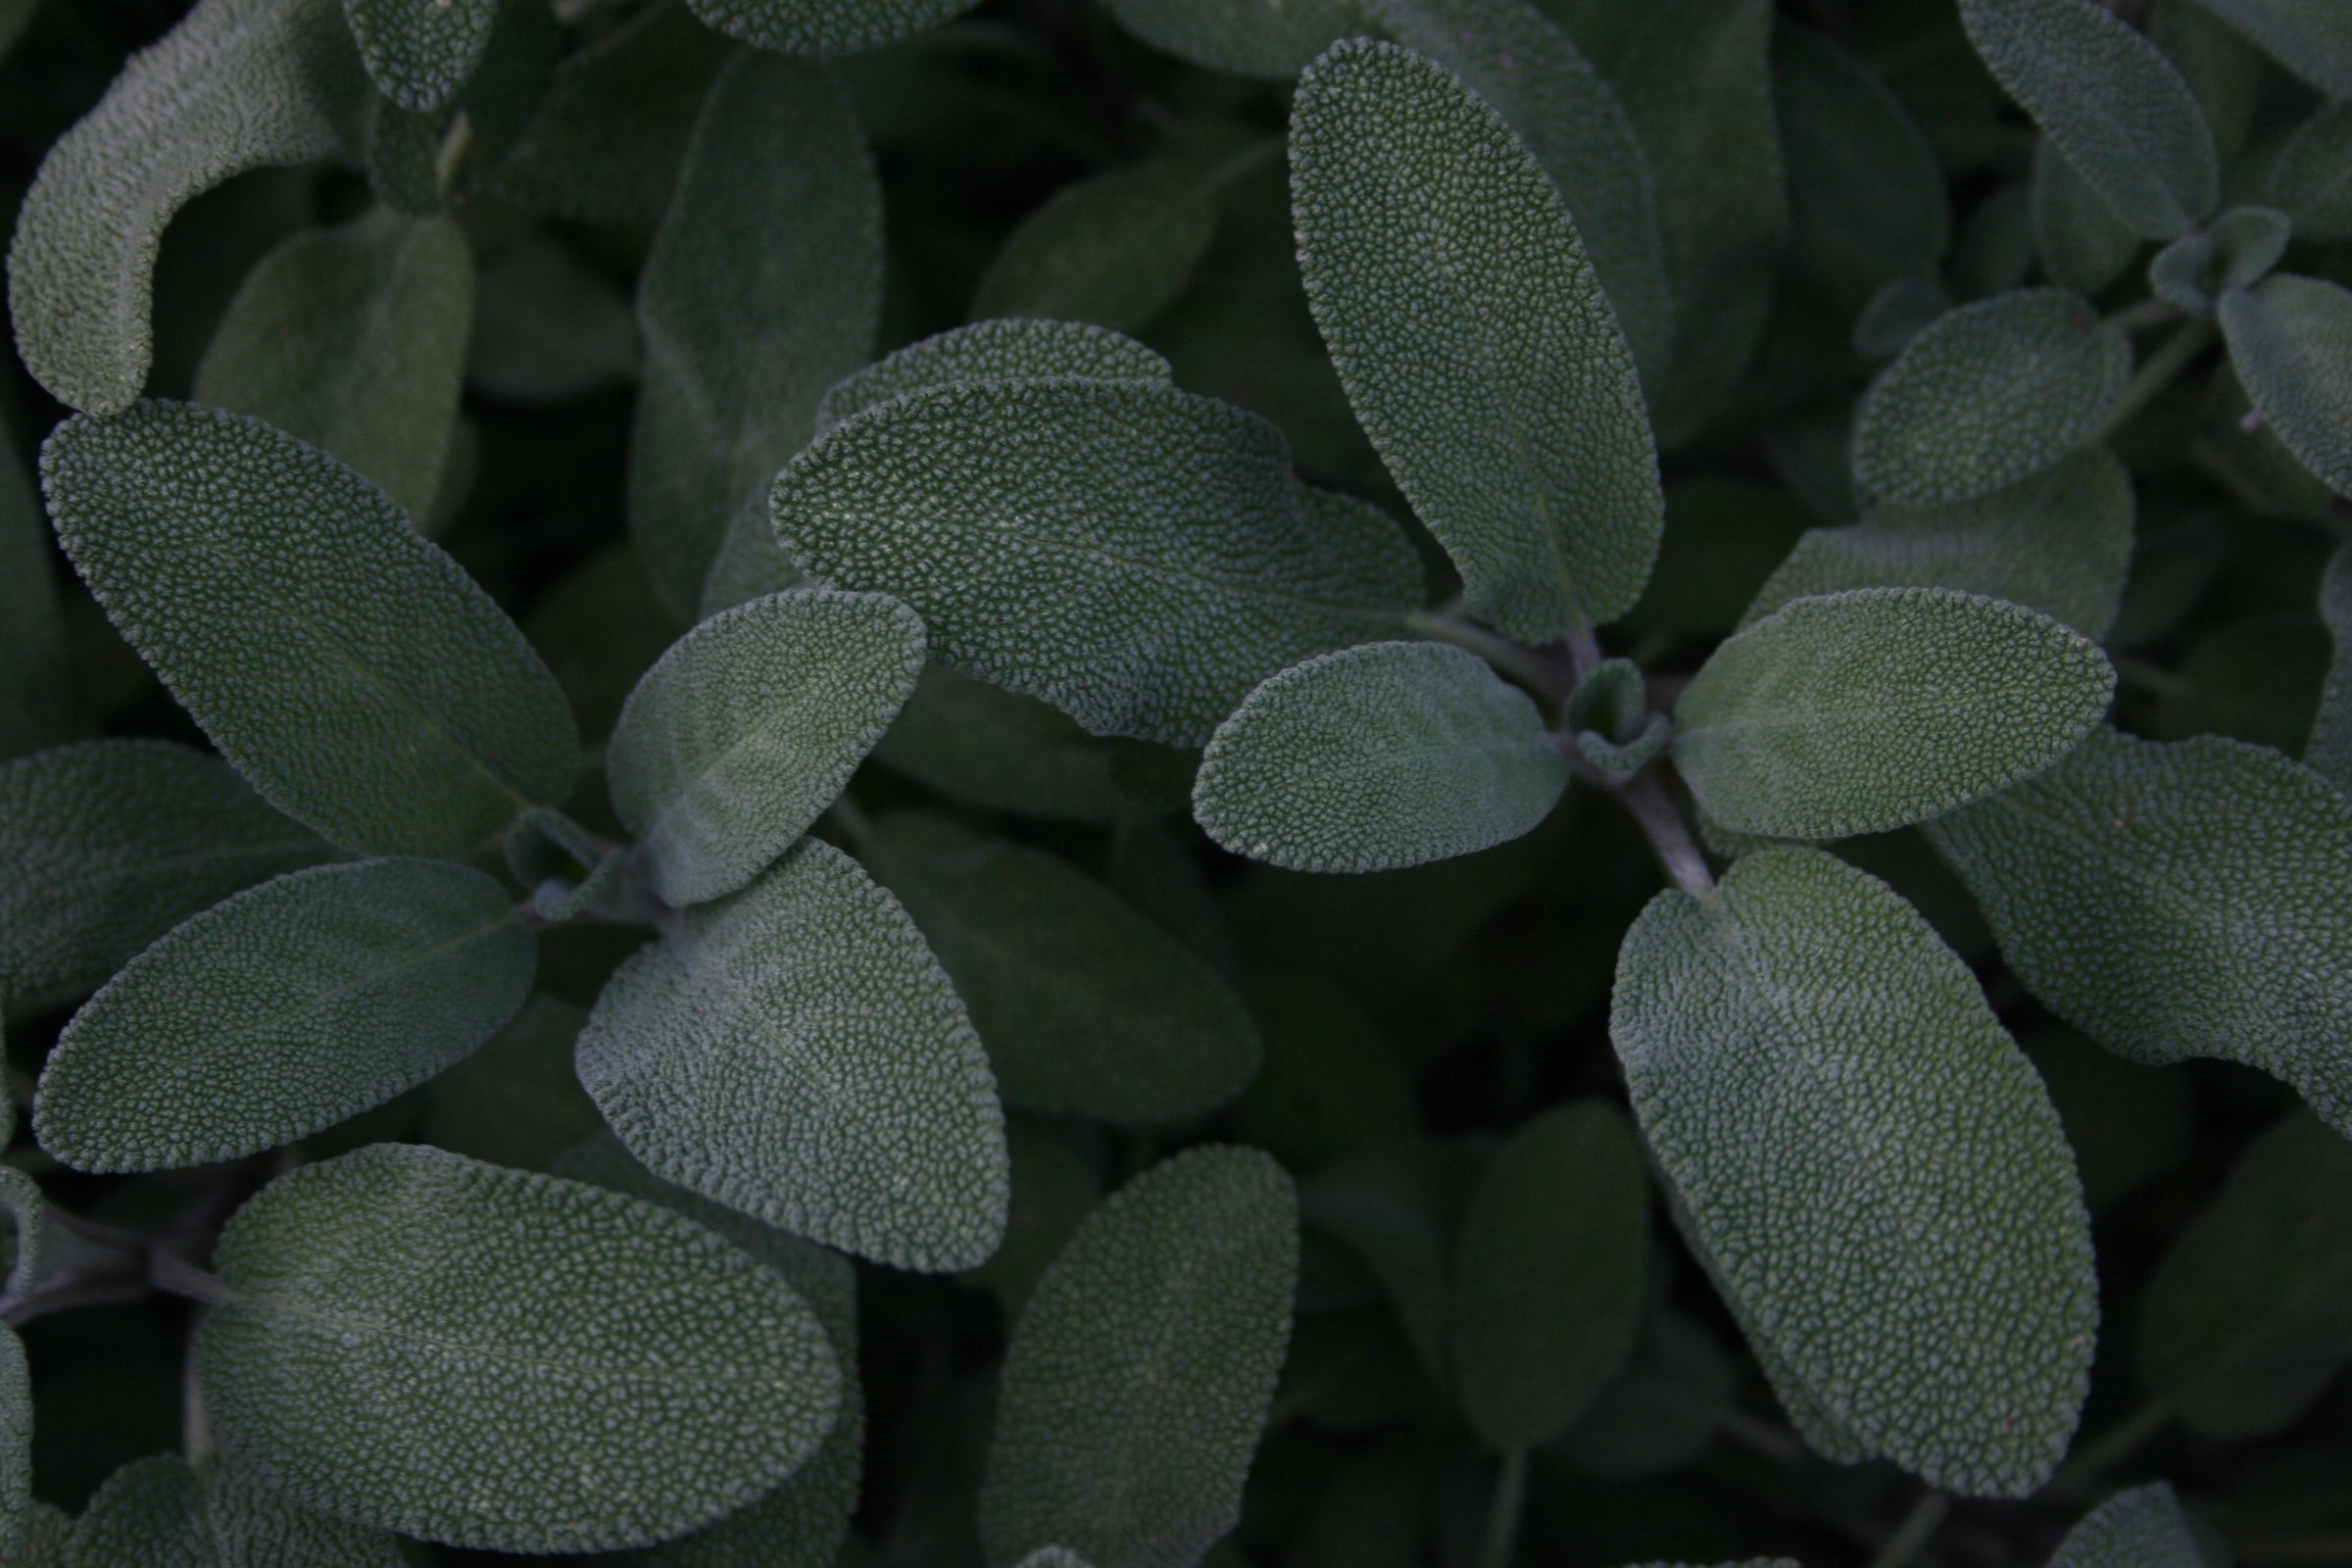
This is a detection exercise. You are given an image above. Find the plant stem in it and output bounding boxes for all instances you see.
[1404,610,1578,702]
[148,1250,232,1306]
[1478,1446,1530,1568]
[1868,1493,1949,1568]
[2044,1399,2173,1495]
[1620,770,1715,899]
[2103,297,2183,335]
[2089,317,2219,447]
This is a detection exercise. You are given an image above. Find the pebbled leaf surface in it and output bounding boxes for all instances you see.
[2220,273,2352,502]
[345,0,497,111]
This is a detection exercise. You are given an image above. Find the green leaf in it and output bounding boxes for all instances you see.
[0,740,329,1006]
[41,403,580,856]
[346,0,496,111]
[978,1147,1298,1568]
[2310,544,2352,794]
[2034,137,2141,298]
[1093,0,1364,76]
[0,1325,21,1560]
[34,858,533,1171]
[2220,273,2352,501]
[631,53,879,618]
[1193,642,1567,874]
[2150,207,2293,317]
[1450,1101,1648,1449]
[2182,0,2352,97]
[772,378,1423,747]
[1230,977,1415,1169]
[609,589,924,906]
[2047,1483,2207,1568]
[1548,1307,1734,1479]
[1743,449,2134,640]
[959,1118,1105,1315]
[865,811,1259,1124]
[2273,101,2352,244]
[1959,0,2218,240]
[1290,38,1662,642]
[576,838,1007,1270]
[420,996,602,1170]
[1772,21,1950,276]
[194,208,473,524]
[1300,1138,1456,1379]
[2139,1112,2352,1438]
[972,158,1229,335]
[1675,588,2114,840]
[466,228,640,404]
[1611,847,2095,1495]
[4,0,367,413]
[0,414,84,761]
[1851,288,2132,508]
[686,0,980,52]
[1924,728,2352,1140]
[67,1454,406,1567]
[819,320,1171,435]
[871,666,1134,824]
[195,1144,842,1552]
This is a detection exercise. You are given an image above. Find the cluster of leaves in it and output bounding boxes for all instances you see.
[4,0,2352,1564]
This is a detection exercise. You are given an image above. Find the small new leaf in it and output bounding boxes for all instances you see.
[2219,273,2352,501]
[2047,1483,2208,1568]
[345,0,497,112]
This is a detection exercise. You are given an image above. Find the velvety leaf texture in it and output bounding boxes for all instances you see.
[1094,0,1364,77]
[1611,848,2096,1495]
[1772,20,1950,275]
[972,159,1225,335]
[5,0,367,413]
[631,51,880,616]
[1290,38,1662,643]
[195,1145,843,1552]
[2271,101,2352,244]
[194,207,473,525]
[1675,588,2115,840]
[2219,274,2352,502]
[772,378,1423,747]
[33,858,533,1171]
[41,403,580,856]
[2034,137,2142,298]
[0,1325,23,1559]
[2184,0,2352,97]
[1193,641,1568,874]
[686,0,981,53]
[1851,288,2132,508]
[867,811,1260,1124]
[978,1147,1298,1568]
[1925,729,2352,1140]
[575,838,1009,1271]
[816,319,1171,435]
[68,1453,408,1567]
[608,589,925,906]
[1959,0,2219,240]
[2308,543,2352,793]
[0,740,327,1004]
[345,0,497,111]
[2047,1483,2208,1568]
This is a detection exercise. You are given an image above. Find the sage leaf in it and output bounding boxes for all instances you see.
[194,208,473,524]
[0,740,328,1005]
[0,1327,20,1559]
[772,379,1423,747]
[420,996,601,1171]
[346,0,496,111]
[971,158,1227,334]
[15,1502,67,1568]
[2048,1483,2207,1568]
[0,415,84,761]
[1611,847,2096,1495]
[41,403,580,856]
[1093,0,1364,77]
[1675,588,2115,841]
[2034,138,2141,298]
[466,228,640,405]
[67,1453,406,1567]
[1300,1138,1456,1379]
[2219,274,2352,501]
[631,53,880,617]
[865,811,1260,1124]
[2183,0,2352,97]
[1290,38,1662,642]
[195,1144,842,1552]
[686,0,980,52]
[1772,21,1950,276]
[1193,642,1568,874]
[1925,729,2352,1140]
[575,838,1008,1271]
[819,319,1171,435]
[961,1119,1105,1314]
[1742,449,2134,640]
[977,1147,1298,1568]
[4,0,368,413]
[872,666,1133,824]
[1851,288,2132,508]
[2273,101,2352,244]
[1959,0,2219,239]
[2139,1112,2352,1438]
[608,589,924,907]
[1450,1101,1649,1450]
[34,858,533,1171]
[2310,544,2352,793]
[1548,1307,1734,1479]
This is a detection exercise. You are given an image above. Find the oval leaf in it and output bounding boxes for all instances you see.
[34,858,532,1171]
[575,837,1009,1271]
[346,0,496,111]
[2034,136,2141,297]
[686,0,981,52]
[1193,641,1568,874]
[608,589,925,907]
[194,1145,842,1552]
[41,403,580,856]
[2219,273,2352,502]
[68,1454,407,1567]
[1773,20,1950,275]
[817,319,1172,435]
[978,1147,1298,1568]
[2184,0,2352,98]
[2048,1483,2207,1568]
[1611,847,2095,1495]
[972,158,1226,335]
[2274,100,2352,244]
[1093,0,1363,76]
[1675,587,2115,840]
[1291,38,1662,643]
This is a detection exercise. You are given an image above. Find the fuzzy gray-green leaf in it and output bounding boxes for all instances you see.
[1193,641,1567,874]
[1290,38,1661,642]
[346,0,496,111]
[2272,101,2352,244]
[5,0,367,413]
[576,837,1008,1270]
[0,740,329,1005]
[1611,847,2095,1494]
[1772,21,1950,276]
[2309,544,2352,793]
[33,858,531,1171]
[1743,449,2133,639]
[195,209,472,524]
[41,403,579,856]
[1959,0,2218,239]
[1094,0,1364,76]
[978,1147,1298,1568]
[2219,273,2352,501]
[772,379,1423,747]
[609,590,924,907]
[631,52,880,617]
[1925,728,2352,1139]
[972,159,1226,335]
[686,0,980,52]
[1851,288,2132,508]
[2047,1483,2207,1568]
[68,1453,408,1568]
[2183,0,2352,97]
[195,1145,841,1552]
[0,1326,23,1559]
[2034,137,2141,297]
[817,319,1172,435]
[1676,588,2114,840]
[866,812,1259,1124]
